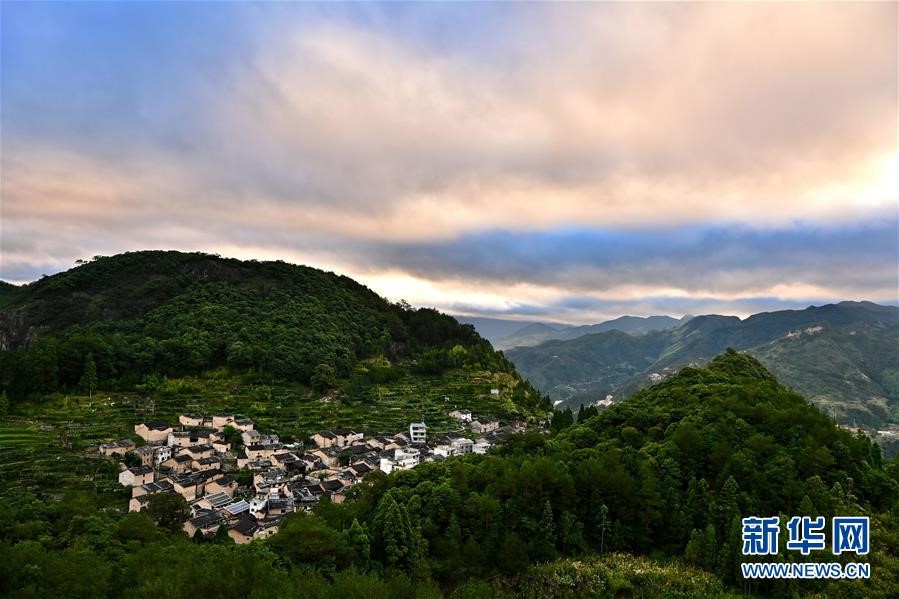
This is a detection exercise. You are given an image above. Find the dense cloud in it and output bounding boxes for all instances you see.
[1,2,896,322]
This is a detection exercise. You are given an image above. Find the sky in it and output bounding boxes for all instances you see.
[1,2,897,324]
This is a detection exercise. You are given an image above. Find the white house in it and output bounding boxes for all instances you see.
[472,442,491,454]
[451,438,474,454]
[153,445,173,465]
[380,447,420,474]
[249,493,269,517]
[433,445,455,458]
[409,422,427,444]
[449,409,472,422]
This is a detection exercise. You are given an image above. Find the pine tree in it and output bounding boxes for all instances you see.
[373,493,418,574]
[685,524,717,569]
[598,504,610,553]
[798,494,816,517]
[550,407,574,432]
[715,476,740,537]
[685,477,711,531]
[80,352,98,399]
[343,518,371,570]
[536,499,557,561]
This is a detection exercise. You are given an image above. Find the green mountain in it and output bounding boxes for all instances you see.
[507,302,899,428]
[453,316,565,343]
[502,329,670,401]
[0,251,548,417]
[494,322,564,348]
[493,314,683,349]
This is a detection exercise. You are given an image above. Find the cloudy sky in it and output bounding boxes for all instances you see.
[2,2,896,324]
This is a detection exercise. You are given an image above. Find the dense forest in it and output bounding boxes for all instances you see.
[2,351,898,597]
[0,251,547,414]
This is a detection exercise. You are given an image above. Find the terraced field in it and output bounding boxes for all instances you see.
[0,423,54,447]
[0,367,526,497]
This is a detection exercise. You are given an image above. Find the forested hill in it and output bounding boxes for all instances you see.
[0,251,546,414]
[279,350,896,596]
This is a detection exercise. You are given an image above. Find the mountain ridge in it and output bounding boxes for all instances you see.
[492,313,684,349]
[507,301,899,429]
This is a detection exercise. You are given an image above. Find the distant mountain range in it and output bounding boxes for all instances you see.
[504,301,899,429]
[453,316,568,345]
[457,314,688,349]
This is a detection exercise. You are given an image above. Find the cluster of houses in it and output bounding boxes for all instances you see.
[100,410,520,543]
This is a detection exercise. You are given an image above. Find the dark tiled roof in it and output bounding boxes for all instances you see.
[190,511,225,528]
[231,515,261,536]
[141,480,174,493]
[320,479,343,492]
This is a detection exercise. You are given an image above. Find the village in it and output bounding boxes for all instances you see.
[100,405,523,544]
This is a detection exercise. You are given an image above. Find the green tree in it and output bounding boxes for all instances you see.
[213,524,234,544]
[550,407,574,432]
[714,476,740,537]
[311,363,337,392]
[343,518,372,570]
[598,504,610,554]
[79,352,98,398]
[269,512,347,572]
[535,500,557,561]
[558,511,585,553]
[374,494,412,571]
[372,493,428,578]
[498,532,529,574]
[122,451,141,468]
[221,425,243,447]
[115,511,162,544]
[685,524,717,569]
[30,338,59,394]
[146,492,190,534]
